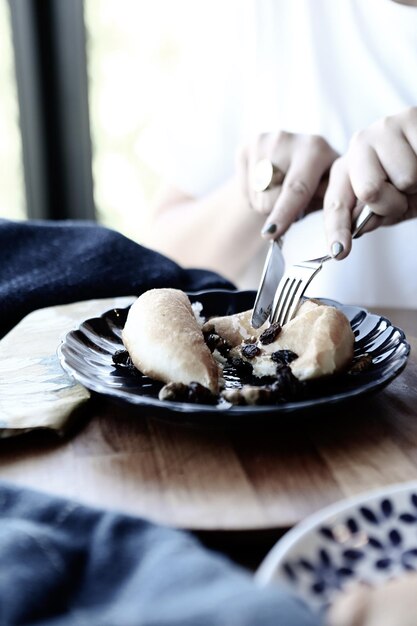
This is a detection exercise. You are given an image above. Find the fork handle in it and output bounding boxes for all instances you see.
[352,205,374,239]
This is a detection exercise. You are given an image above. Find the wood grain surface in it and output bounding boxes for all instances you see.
[0,307,415,532]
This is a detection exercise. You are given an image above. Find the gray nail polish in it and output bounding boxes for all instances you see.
[331,241,344,258]
[261,223,277,236]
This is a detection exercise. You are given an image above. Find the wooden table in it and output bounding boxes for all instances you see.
[0,305,416,567]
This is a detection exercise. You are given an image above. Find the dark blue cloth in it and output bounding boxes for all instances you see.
[0,219,234,338]
[0,483,320,626]
[0,219,321,625]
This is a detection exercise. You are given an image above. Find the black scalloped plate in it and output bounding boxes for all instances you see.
[58,290,410,423]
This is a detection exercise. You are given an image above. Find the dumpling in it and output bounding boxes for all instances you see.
[224,300,355,381]
[122,288,219,394]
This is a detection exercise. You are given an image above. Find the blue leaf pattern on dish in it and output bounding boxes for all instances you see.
[346,517,360,534]
[360,506,379,524]
[342,549,364,561]
[319,527,335,541]
[389,529,402,546]
[381,499,393,518]
[280,493,417,612]
[399,513,417,523]
[368,536,384,549]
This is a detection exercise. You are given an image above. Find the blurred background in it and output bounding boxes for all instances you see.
[0,0,195,244]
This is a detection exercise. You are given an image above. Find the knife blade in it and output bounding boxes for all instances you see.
[251,239,285,328]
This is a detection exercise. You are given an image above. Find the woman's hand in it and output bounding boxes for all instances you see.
[238,131,338,238]
[324,106,417,259]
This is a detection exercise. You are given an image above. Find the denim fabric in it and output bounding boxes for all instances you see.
[0,219,234,338]
[0,484,321,626]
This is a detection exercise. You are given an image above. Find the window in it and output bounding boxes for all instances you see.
[0,0,26,219]
[4,0,196,228]
[84,0,196,242]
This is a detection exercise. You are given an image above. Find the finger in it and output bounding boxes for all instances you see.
[374,192,417,227]
[374,128,417,194]
[262,137,337,238]
[348,140,408,219]
[323,157,356,259]
[402,106,417,155]
[252,186,283,215]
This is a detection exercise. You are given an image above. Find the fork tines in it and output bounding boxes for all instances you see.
[270,258,327,327]
[269,205,375,328]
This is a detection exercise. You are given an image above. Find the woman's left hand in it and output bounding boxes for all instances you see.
[323,106,417,259]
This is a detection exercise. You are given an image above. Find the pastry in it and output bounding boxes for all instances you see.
[122,288,219,394]
[224,300,355,381]
[202,309,266,347]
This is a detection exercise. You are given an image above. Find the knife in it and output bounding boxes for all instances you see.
[250,204,375,329]
[251,239,285,328]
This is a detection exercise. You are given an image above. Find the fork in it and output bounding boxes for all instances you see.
[270,205,374,326]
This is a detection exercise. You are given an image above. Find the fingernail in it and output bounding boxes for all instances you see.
[331,241,344,258]
[261,223,277,236]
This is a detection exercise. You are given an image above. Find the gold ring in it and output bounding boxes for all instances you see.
[252,159,285,192]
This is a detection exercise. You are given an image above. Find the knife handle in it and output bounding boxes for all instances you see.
[352,205,374,239]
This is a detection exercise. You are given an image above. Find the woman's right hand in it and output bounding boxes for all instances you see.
[238,131,338,239]
[323,107,417,260]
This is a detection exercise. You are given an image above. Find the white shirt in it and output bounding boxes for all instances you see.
[160,0,417,307]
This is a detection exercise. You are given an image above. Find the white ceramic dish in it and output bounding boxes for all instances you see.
[256,481,417,614]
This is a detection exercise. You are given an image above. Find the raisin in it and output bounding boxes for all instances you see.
[270,365,300,401]
[112,349,139,373]
[229,357,253,377]
[203,332,231,357]
[187,382,218,405]
[259,322,282,345]
[112,349,131,366]
[271,349,298,365]
[241,343,261,359]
